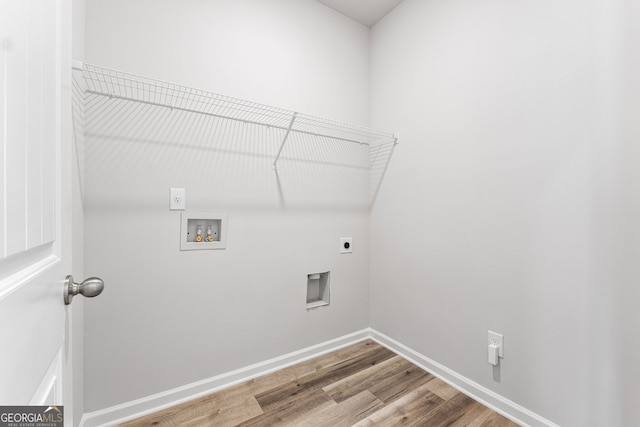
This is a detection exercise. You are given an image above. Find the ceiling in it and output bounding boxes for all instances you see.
[316,0,405,27]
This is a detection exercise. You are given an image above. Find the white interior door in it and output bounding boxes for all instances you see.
[0,0,72,411]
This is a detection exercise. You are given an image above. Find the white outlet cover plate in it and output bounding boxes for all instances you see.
[488,331,504,358]
[340,237,353,254]
[170,188,186,210]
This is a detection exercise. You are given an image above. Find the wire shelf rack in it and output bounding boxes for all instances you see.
[72,61,398,205]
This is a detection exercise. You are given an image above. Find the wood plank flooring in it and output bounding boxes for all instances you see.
[121,340,519,426]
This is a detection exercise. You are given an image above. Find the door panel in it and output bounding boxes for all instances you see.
[30,349,63,406]
[0,0,70,409]
[1,0,57,259]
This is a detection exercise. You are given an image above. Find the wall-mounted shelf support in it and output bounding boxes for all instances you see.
[273,112,298,170]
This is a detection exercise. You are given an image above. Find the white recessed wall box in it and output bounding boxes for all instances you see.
[180,212,228,250]
[307,272,330,309]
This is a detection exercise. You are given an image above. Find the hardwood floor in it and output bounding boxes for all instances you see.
[121,340,519,426]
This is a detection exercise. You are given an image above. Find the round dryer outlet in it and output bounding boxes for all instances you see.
[340,237,353,254]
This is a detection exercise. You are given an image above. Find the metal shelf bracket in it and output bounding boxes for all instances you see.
[273,112,298,171]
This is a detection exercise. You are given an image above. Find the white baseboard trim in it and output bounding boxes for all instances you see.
[81,328,557,427]
[79,329,370,427]
[369,329,559,427]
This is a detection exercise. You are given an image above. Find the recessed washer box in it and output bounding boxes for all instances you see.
[180,212,228,250]
[307,271,330,309]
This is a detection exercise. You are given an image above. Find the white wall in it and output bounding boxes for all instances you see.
[83,0,371,412]
[369,0,639,425]
[80,0,640,423]
[610,1,640,424]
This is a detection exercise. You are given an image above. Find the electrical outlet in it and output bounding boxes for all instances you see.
[170,188,186,210]
[488,331,504,358]
[340,237,353,254]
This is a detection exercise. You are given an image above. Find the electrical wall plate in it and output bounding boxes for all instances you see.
[340,237,353,254]
[170,188,186,210]
[488,330,504,358]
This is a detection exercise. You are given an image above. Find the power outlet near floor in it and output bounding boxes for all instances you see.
[488,330,504,358]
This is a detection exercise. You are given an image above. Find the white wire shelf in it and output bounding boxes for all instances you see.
[72,61,398,205]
